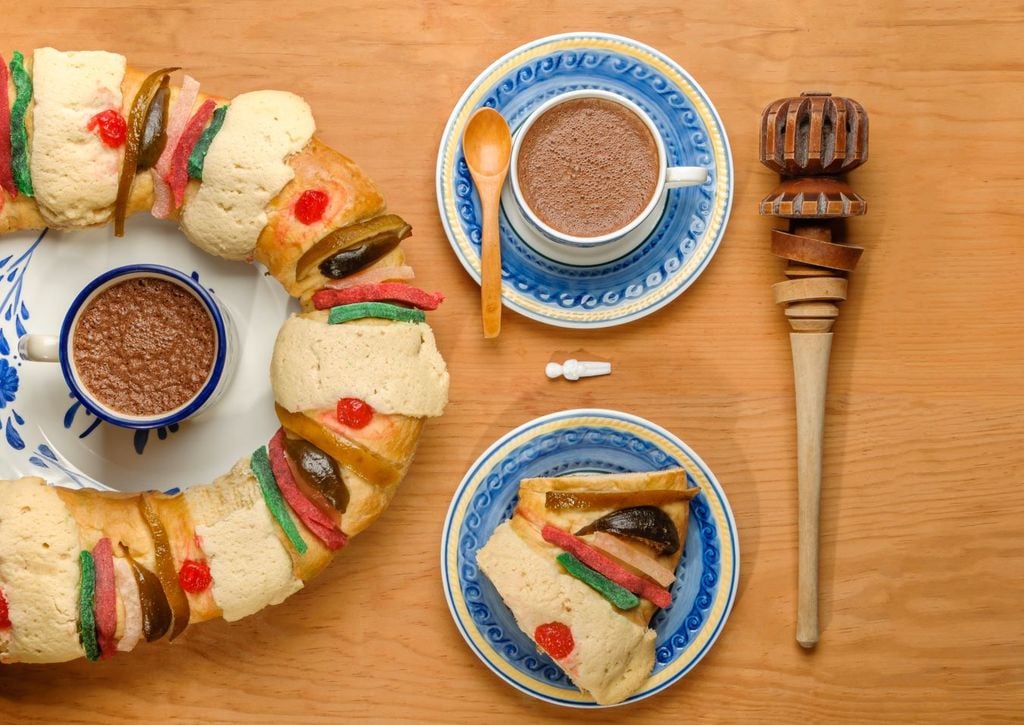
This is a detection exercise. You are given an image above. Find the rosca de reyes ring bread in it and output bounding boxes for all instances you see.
[0,48,449,664]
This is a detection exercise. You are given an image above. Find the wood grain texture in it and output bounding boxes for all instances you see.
[790,331,833,649]
[2,0,1023,722]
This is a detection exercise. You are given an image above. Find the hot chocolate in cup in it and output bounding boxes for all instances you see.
[18,264,238,430]
[509,89,708,249]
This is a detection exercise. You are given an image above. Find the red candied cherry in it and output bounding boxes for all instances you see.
[294,189,330,225]
[178,559,213,593]
[87,110,128,148]
[534,621,574,660]
[336,397,374,429]
[0,588,10,629]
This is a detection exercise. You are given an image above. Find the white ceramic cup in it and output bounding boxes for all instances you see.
[18,264,238,430]
[509,88,709,249]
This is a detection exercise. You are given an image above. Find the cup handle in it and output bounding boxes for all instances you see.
[19,334,60,362]
[665,166,709,189]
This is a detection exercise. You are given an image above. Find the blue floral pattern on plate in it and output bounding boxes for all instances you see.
[0,217,292,492]
[0,230,205,469]
[0,230,42,455]
[436,33,733,328]
[0,358,18,408]
[441,409,739,707]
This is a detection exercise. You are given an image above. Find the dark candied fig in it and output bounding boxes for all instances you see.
[136,74,170,170]
[296,214,411,281]
[114,66,179,235]
[575,506,680,556]
[119,543,173,643]
[284,436,349,513]
[318,238,395,279]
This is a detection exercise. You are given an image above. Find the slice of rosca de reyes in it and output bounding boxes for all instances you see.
[476,469,697,705]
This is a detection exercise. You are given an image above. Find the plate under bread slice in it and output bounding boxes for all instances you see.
[476,469,696,705]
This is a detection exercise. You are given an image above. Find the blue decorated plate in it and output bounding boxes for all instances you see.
[0,219,296,492]
[441,409,739,707]
[436,32,733,328]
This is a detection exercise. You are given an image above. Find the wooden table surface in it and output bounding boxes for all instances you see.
[3,1,1022,722]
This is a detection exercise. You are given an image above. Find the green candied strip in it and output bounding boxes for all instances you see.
[9,51,33,196]
[251,445,308,555]
[187,104,227,180]
[328,302,426,325]
[77,550,100,662]
[556,552,639,610]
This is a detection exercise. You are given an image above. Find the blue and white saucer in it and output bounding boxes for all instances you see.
[440,409,739,707]
[436,32,733,329]
[0,218,295,492]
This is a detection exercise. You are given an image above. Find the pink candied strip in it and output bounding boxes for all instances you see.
[541,525,672,609]
[321,264,415,290]
[156,75,199,177]
[91,538,118,659]
[268,428,347,551]
[169,99,216,209]
[312,283,444,311]
[150,171,173,219]
[0,58,15,196]
[151,75,199,219]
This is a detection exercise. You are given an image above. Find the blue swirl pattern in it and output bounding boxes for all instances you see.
[440,36,730,327]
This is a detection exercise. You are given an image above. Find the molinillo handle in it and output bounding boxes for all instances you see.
[759,91,869,648]
[664,165,709,189]
[18,334,61,362]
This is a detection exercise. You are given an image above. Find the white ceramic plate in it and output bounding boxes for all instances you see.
[0,217,296,491]
[441,409,739,707]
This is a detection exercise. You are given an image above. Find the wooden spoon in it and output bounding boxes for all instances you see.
[462,108,512,338]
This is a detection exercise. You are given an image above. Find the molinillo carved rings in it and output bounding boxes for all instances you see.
[772,277,848,305]
[770,230,863,272]
[759,90,869,649]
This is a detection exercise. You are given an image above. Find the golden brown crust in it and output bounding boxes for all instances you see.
[146,493,221,623]
[286,520,335,583]
[54,488,157,570]
[341,469,404,539]
[308,410,424,473]
[276,405,405,489]
[0,195,45,234]
[352,414,424,469]
[254,138,386,296]
[53,486,222,626]
[517,469,692,541]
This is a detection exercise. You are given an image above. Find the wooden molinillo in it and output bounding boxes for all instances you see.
[759,91,869,648]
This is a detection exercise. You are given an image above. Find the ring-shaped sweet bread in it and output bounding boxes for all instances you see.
[0,48,448,664]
